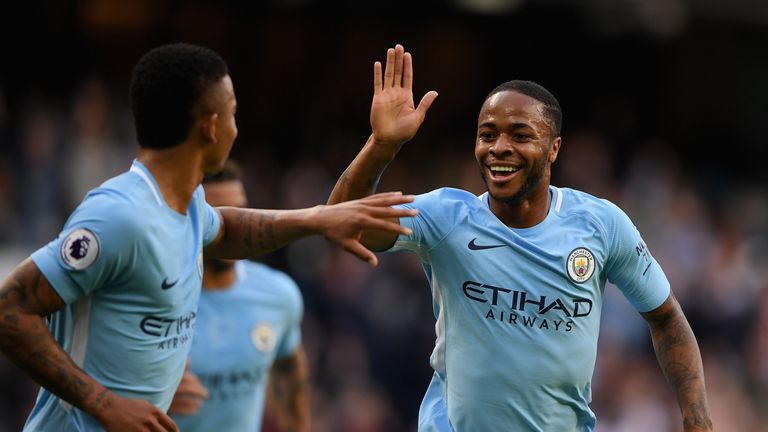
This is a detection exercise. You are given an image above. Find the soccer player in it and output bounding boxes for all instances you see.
[327,44,713,431]
[0,43,417,432]
[168,161,309,431]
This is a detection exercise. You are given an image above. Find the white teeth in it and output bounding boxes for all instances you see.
[490,166,518,172]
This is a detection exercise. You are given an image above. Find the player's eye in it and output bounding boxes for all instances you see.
[478,132,496,142]
[513,134,532,142]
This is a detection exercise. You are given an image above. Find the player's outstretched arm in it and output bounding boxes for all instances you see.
[326,44,436,250]
[205,192,416,267]
[267,346,310,432]
[0,259,179,431]
[641,293,713,432]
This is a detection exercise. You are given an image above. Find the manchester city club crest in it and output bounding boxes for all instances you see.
[251,323,276,352]
[566,247,595,283]
[60,228,100,270]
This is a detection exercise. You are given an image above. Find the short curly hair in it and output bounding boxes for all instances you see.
[485,80,562,136]
[129,43,229,149]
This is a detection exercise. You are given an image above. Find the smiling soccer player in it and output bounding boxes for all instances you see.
[327,44,713,432]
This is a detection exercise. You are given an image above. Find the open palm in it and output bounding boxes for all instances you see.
[370,44,438,149]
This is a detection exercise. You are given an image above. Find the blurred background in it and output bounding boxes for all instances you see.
[1,0,767,431]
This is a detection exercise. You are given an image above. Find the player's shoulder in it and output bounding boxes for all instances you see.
[241,261,300,294]
[555,186,626,219]
[192,184,208,206]
[240,261,303,313]
[421,187,482,201]
[89,169,158,207]
[416,187,484,211]
[69,172,148,233]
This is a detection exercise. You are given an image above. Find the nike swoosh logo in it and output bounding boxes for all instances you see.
[161,278,179,290]
[467,238,507,250]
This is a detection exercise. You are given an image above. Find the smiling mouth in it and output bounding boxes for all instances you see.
[488,165,520,180]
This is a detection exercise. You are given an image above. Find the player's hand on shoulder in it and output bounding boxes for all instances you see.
[370,43,437,150]
[316,192,418,266]
[96,394,179,432]
[168,368,209,416]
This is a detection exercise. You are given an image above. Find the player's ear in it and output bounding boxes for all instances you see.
[200,113,219,144]
[548,136,561,163]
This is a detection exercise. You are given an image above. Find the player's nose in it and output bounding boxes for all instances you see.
[489,134,514,156]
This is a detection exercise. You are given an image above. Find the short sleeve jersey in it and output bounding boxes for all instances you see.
[172,260,304,432]
[24,160,220,431]
[389,186,670,432]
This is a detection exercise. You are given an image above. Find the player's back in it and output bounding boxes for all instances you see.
[25,161,220,431]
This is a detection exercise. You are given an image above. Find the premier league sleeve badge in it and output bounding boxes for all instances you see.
[60,228,100,270]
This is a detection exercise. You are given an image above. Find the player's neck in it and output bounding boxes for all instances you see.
[490,185,551,229]
[203,260,237,291]
[137,143,205,214]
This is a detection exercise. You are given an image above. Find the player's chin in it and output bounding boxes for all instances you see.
[203,159,227,177]
[487,186,523,204]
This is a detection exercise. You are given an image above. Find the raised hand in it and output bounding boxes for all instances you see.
[371,44,438,149]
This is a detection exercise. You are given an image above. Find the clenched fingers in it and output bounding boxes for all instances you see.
[140,409,178,432]
[177,373,208,399]
[156,411,178,432]
[168,394,205,416]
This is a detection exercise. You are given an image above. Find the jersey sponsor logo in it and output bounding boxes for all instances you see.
[140,311,197,350]
[161,277,179,290]
[462,280,594,333]
[198,367,261,400]
[251,323,276,352]
[467,238,507,250]
[566,247,595,283]
[463,281,593,317]
[60,228,100,270]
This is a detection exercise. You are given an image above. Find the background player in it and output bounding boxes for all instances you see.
[327,44,713,431]
[168,160,309,432]
[0,43,416,432]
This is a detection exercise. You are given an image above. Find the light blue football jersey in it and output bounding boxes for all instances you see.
[25,160,221,431]
[390,186,670,432]
[172,260,303,432]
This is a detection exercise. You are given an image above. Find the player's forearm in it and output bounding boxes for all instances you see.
[270,349,310,432]
[327,134,399,205]
[0,260,114,422]
[643,297,713,431]
[209,207,321,259]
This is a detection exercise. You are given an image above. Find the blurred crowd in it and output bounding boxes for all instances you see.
[0,67,766,432]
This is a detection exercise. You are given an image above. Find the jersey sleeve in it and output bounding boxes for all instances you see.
[275,273,304,359]
[196,186,221,246]
[602,201,670,312]
[31,191,139,305]
[388,188,467,261]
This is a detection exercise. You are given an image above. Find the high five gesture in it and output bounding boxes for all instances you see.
[328,44,437,251]
[370,44,438,150]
